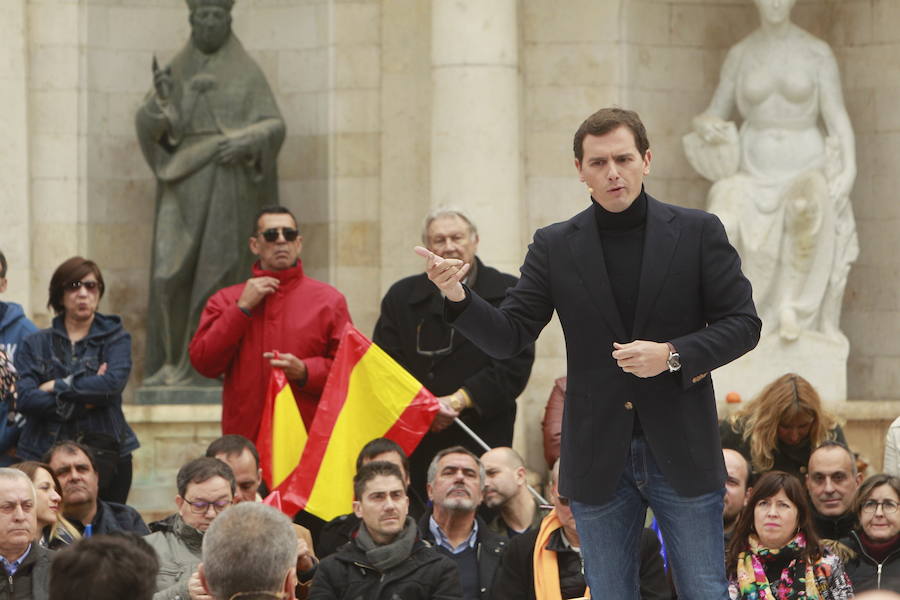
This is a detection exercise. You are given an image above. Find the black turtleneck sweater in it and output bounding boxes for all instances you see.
[592,190,647,333]
[593,189,648,436]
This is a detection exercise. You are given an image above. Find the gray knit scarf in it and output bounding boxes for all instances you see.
[354,516,418,572]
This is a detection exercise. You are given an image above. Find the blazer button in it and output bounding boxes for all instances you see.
[624,401,633,410]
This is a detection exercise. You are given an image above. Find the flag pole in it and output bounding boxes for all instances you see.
[453,417,549,506]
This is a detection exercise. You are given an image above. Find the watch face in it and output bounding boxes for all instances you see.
[668,353,681,371]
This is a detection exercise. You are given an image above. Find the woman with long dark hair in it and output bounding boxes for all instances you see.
[14,257,138,503]
[726,471,852,599]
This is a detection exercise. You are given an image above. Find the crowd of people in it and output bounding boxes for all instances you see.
[1,100,899,599]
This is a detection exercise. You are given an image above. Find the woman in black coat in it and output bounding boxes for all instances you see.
[840,474,900,592]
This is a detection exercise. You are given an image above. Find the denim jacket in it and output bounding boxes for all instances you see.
[13,313,139,460]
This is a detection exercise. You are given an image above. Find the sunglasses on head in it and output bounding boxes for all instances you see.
[65,280,100,292]
[258,227,299,243]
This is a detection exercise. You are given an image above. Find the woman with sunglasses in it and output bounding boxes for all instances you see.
[840,474,900,592]
[13,256,138,503]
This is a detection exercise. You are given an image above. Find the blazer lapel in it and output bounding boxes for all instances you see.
[632,195,679,338]
[567,207,628,341]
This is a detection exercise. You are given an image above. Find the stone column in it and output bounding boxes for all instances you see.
[431,0,522,274]
[0,1,31,311]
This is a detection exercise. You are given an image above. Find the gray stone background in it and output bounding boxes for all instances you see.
[1,0,897,512]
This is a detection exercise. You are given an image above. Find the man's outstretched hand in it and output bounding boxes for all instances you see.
[414,246,469,302]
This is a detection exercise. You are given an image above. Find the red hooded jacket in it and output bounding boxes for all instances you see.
[189,260,351,439]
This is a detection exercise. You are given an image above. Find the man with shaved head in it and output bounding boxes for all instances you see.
[481,447,544,537]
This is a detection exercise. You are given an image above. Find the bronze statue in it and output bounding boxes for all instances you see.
[137,0,285,386]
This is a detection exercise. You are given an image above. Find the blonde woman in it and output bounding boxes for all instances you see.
[12,461,81,549]
[720,373,845,479]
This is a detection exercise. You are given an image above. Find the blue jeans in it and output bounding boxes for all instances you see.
[571,435,728,600]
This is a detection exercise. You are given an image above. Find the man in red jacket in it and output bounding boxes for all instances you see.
[189,206,351,441]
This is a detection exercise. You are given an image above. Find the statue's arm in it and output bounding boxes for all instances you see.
[817,46,856,198]
[709,44,741,117]
[693,44,742,142]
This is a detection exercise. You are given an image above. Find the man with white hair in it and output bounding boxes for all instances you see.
[373,208,534,497]
[200,502,299,600]
[419,447,507,600]
[0,467,52,598]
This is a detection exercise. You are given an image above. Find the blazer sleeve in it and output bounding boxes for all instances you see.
[449,227,556,359]
[670,213,761,389]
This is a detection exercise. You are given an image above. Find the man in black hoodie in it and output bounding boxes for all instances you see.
[310,461,461,600]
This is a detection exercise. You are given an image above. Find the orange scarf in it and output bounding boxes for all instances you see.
[532,509,591,600]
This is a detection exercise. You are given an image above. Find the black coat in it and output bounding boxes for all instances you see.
[373,258,534,495]
[309,537,462,600]
[75,499,149,536]
[419,514,507,600]
[840,530,900,592]
[491,525,671,600]
[450,196,761,504]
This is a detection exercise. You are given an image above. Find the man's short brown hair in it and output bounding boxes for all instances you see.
[573,107,650,162]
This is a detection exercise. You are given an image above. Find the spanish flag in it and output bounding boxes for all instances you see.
[274,324,439,520]
[256,362,308,489]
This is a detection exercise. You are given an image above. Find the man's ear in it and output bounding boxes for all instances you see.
[175,495,184,510]
[284,567,299,600]
[743,487,752,507]
[199,563,211,595]
[352,500,363,519]
[515,466,527,485]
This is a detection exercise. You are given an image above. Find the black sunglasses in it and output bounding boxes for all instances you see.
[65,280,101,292]
[258,227,300,243]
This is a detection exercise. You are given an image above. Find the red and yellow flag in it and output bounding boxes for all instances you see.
[256,364,309,489]
[274,324,439,520]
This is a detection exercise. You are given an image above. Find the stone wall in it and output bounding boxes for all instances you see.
[4,0,900,510]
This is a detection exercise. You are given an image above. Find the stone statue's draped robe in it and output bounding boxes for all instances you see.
[136,34,285,385]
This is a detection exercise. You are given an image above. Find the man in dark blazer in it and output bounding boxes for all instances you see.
[416,107,761,599]
[374,209,534,497]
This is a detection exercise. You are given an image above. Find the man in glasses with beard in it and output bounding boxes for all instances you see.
[190,206,351,447]
[373,208,534,498]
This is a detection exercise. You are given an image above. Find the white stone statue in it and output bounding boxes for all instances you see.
[684,0,857,346]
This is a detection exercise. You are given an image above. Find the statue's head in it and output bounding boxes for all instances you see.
[753,0,796,26]
[187,0,234,55]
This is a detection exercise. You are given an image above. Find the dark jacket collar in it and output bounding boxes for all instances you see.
[568,191,678,340]
[51,312,124,343]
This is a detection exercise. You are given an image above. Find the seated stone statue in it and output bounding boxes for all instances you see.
[136,0,285,386]
[684,0,856,344]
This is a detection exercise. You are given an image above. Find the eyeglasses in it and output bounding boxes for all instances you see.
[862,499,899,514]
[65,280,101,292]
[258,227,299,243]
[184,498,231,514]
[415,320,455,357]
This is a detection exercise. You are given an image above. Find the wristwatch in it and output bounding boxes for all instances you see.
[666,342,681,373]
